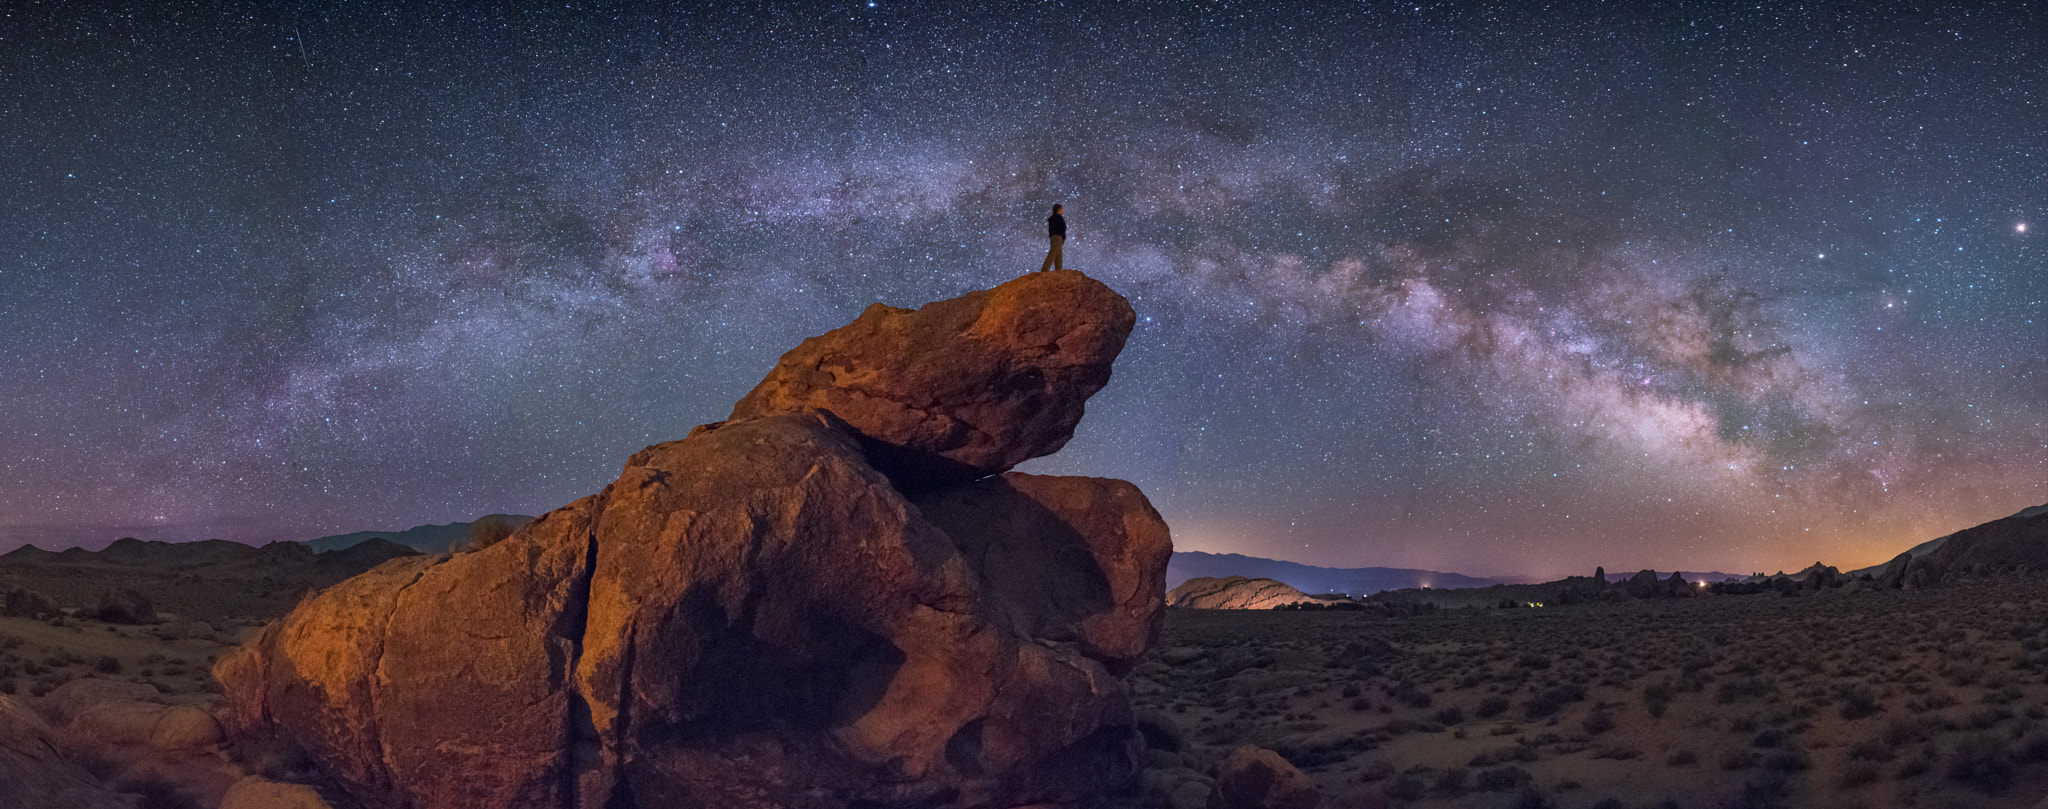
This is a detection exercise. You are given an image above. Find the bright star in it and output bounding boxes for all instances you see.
[2020,223,2030,234]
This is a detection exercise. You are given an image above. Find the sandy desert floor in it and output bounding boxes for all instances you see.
[1134,577,2048,809]
[14,574,2048,809]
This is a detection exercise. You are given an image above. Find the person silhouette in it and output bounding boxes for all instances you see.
[1039,204,1065,272]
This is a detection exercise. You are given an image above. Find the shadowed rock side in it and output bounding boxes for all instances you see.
[215,271,1171,809]
[1166,576,1316,610]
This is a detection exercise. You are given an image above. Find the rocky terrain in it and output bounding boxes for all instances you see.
[1132,572,2048,809]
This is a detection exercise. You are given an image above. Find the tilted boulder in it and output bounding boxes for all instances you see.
[216,272,1170,809]
[728,269,1135,487]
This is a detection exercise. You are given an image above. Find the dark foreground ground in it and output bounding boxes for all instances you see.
[1135,578,2048,809]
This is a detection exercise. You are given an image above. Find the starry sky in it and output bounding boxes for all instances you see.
[3,1,2043,577]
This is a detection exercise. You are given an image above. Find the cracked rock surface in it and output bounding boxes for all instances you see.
[214,271,1171,809]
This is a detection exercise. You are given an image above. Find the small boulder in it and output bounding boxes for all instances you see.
[94,587,156,624]
[148,705,224,751]
[1207,745,1321,809]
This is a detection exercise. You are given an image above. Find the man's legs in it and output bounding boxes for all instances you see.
[1040,235,1064,272]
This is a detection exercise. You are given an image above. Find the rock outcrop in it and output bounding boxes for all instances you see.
[1877,503,2048,589]
[0,694,136,809]
[215,271,1171,809]
[1166,576,1317,610]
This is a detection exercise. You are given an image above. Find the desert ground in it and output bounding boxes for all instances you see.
[1133,576,2048,808]
[11,564,2048,807]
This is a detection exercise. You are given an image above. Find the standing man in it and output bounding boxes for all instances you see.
[1039,204,1066,272]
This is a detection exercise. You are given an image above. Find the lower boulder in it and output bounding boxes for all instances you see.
[218,412,1172,809]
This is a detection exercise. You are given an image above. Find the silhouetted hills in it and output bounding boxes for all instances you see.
[303,514,535,554]
[1168,550,1737,598]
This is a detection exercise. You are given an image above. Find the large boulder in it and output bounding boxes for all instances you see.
[3,587,60,619]
[216,272,1171,809]
[93,588,155,624]
[728,269,1135,487]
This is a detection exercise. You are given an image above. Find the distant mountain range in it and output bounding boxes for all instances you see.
[1166,550,1743,598]
[302,514,535,554]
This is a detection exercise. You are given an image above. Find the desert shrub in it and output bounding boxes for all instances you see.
[1476,694,1512,719]
[1589,799,1626,809]
[1838,759,1883,788]
[1897,746,1936,778]
[94,656,121,674]
[1946,734,2015,794]
[1719,749,1759,770]
[1965,706,2014,730]
[1517,652,1552,670]
[1473,766,1532,792]
[1882,717,1930,746]
[1393,681,1432,709]
[1582,711,1616,735]
[1643,678,1676,718]
[1944,661,1986,687]
[1431,766,1469,795]
[1511,787,1554,809]
[2013,729,2048,762]
[1665,748,1697,766]
[1469,744,1539,767]
[1340,683,1360,698]
[1846,738,1897,762]
[1836,684,1883,720]
[1590,744,1639,760]
[0,679,13,695]
[1750,728,1787,748]
[1730,771,1791,809]
[1716,675,1773,704]
[1433,706,1465,725]
[1760,748,1810,772]
[1983,686,2023,705]
[1385,772,1427,801]
[1523,684,1586,719]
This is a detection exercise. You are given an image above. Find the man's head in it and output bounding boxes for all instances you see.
[1051,204,1063,215]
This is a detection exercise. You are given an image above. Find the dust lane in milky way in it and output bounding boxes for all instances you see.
[1,2,2042,576]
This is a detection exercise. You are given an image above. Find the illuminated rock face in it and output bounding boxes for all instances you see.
[216,271,1172,809]
[1164,576,1318,610]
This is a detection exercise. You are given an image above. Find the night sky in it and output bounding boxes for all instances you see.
[3,2,2043,577]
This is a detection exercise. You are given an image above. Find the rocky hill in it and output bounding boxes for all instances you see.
[215,271,1173,809]
[0,536,418,621]
[1875,501,2048,589]
[1166,575,1319,609]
